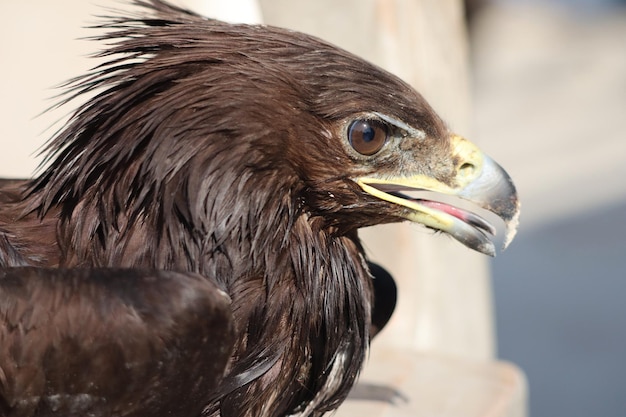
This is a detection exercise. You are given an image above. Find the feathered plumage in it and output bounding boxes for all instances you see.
[0,1,519,416]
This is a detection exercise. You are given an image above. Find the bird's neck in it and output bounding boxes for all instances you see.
[5,172,373,415]
[213,211,372,416]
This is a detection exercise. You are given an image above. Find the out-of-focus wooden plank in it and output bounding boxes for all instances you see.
[336,349,527,417]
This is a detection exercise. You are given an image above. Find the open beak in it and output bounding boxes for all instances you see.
[356,135,520,256]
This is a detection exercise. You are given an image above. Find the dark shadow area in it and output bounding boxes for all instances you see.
[493,201,626,417]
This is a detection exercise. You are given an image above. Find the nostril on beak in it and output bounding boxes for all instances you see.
[459,162,476,179]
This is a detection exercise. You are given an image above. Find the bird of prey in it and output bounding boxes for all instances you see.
[0,1,519,416]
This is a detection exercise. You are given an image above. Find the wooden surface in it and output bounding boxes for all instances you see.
[336,348,527,417]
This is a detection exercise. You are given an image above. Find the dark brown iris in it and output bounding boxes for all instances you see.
[347,119,389,155]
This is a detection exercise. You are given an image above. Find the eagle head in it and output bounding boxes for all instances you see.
[32,1,518,264]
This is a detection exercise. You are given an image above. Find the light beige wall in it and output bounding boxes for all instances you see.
[0,0,210,178]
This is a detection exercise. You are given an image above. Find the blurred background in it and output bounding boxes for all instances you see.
[1,0,625,416]
[470,0,626,416]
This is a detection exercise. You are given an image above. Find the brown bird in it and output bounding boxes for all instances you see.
[0,1,519,416]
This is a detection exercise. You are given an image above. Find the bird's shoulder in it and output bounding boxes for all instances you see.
[0,267,235,417]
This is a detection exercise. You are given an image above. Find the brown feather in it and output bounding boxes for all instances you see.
[0,1,451,416]
[0,268,234,417]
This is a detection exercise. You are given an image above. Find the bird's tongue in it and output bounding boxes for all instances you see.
[420,200,473,223]
[416,199,496,236]
[368,183,498,237]
[386,189,497,237]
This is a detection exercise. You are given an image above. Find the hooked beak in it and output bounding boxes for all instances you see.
[356,135,520,256]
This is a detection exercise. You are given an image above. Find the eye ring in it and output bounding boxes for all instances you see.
[347,119,389,156]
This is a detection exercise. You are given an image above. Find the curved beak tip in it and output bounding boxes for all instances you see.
[483,244,496,258]
[502,201,521,251]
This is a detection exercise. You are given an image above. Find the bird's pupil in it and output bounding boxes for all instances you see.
[362,125,375,142]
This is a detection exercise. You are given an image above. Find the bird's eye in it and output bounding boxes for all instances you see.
[347,119,389,156]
